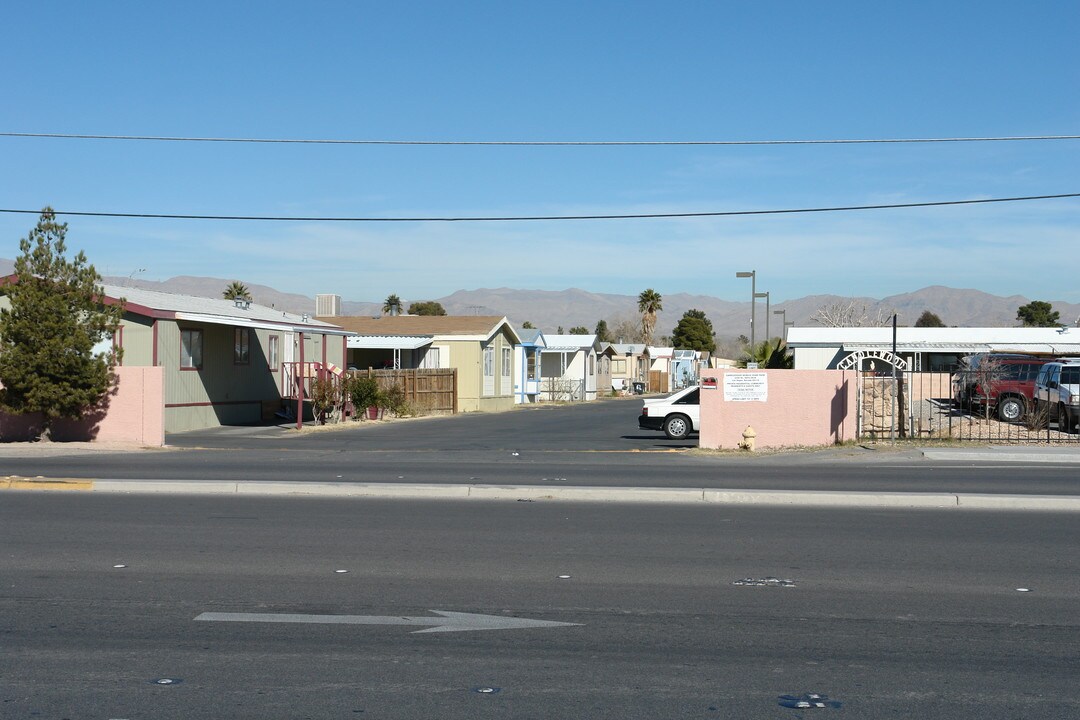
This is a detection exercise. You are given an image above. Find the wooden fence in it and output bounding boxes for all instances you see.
[351,368,458,415]
[648,370,669,393]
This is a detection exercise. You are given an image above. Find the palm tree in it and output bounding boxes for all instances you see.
[740,338,793,369]
[382,294,403,316]
[637,288,663,346]
[222,281,251,301]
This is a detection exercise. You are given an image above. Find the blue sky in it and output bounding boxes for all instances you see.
[2,1,1077,304]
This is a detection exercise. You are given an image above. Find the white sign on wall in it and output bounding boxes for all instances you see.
[723,372,768,402]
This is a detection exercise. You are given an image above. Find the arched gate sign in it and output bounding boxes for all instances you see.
[837,349,909,371]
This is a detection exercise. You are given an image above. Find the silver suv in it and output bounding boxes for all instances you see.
[1033,361,1080,432]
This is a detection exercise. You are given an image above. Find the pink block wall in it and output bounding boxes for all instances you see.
[698,369,857,450]
[0,366,164,446]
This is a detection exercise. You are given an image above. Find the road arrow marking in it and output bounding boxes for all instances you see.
[194,610,581,634]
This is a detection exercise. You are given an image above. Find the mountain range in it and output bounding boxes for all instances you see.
[1,258,1075,337]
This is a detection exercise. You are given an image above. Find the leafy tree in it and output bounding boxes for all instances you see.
[637,288,663,346]
[1016,300,1060,327]
[594,319,613,343]
[568,326,590,335]
[522,320,535,329]
[812,299,893,327]
[609,317,643,344]
[671,309,716,352]
[382,294,403,316]
[408,301,446,316]
[914,310,945,327]
[222,280,251,301]
[0,209,125,438]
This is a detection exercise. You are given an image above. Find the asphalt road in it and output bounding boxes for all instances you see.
[2,493,1077,719]
[3,397,1080,495]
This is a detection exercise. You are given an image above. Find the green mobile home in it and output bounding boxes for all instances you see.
[100,284,348,432]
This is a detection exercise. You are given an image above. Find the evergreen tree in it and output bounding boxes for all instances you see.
[408,301,447,316]
[671,309,716,352]
[522,321,535,329]
[1016,300,1060,327]
[568,326,590,335]
[594,319,613,343]
[914,310,945,327]
[0,209,125,438]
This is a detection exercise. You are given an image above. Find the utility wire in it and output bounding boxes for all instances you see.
[1,193,1077,223]
[2,131,1079,146]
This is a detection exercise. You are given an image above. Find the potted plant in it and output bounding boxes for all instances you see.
[348,376,381,420]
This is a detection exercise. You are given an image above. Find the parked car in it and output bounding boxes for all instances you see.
[1033,361,1080,432]
[638,386,700,440]
[953,354,1047,422]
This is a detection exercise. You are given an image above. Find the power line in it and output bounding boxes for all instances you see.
[2,131,1079,146]
[1,193,1077,223]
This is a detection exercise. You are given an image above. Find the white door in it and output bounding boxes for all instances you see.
[482,346,495,396]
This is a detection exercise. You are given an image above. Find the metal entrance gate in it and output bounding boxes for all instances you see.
[857,370,1080,444]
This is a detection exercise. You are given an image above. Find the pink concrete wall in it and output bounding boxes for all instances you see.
[699,369,857,450]
[0,366,164,446]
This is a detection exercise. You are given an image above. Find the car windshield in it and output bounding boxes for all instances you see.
[1061,367,1080,385]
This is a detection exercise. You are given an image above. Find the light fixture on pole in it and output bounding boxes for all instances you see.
[755,291,770,342]
[735,271,756,349]
[773,309,795,342]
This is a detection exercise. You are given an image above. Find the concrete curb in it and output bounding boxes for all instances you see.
[921,449,1080,463]
[4,478,1080,511]
[1,477,93,491]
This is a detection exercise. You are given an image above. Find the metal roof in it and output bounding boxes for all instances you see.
[789,326,1080,347]
[101,283,347,334]
[317,314,520,343]
[836,340,1080,354]
[517,328,545,346]
[543,334,597,349]
[345,335,432,350]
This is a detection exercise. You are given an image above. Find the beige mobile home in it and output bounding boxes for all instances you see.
[321,315,520,413]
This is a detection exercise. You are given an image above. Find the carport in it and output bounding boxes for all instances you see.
[346,335,433,370]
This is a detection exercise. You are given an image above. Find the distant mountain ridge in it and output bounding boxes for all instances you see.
[1,258,1075,337]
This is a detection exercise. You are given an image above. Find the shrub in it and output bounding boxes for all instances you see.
[309,377,341,424]
[1024,401,1049,431]
[378,383,410,416]
[348,376,380,416]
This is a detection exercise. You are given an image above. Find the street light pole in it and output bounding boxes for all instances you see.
[736,270,756,349]
[773,309,794,342]
[755,291,770,342]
